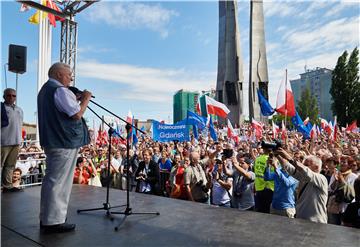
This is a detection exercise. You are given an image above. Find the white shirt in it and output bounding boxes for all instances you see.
[49,78,80,117]
[1,103,23,146]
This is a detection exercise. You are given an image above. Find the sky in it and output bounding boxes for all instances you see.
[1,0,359,125]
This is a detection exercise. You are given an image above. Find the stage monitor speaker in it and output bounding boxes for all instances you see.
[8,44,27,74]
[225,81,238,105]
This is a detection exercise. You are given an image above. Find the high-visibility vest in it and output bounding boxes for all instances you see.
[254,154,274,191]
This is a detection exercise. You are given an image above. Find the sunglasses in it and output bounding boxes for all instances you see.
[6,94,16,97]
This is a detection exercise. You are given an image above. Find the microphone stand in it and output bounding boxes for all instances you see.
[87,100,160,231]
[77,105,126,219]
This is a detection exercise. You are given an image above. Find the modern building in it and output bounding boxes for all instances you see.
[249,0,269,123]
[216,0,244,126]
[173,90,199,123]
[290,67,333,120]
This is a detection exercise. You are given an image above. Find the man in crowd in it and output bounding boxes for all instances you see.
[1,88,23,192]
[253,145,274,213]
[264,155,298,218]
[276,149,328,223]
[184,151,210,203]
[38,62,92,233]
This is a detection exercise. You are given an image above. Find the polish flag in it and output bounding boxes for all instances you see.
[310,124,318,139]
[205,95,230,118]
[345,120,358,132]
[281,120,287,140]
[303,117,310,125]
[330,116,338,141]
[20,3,31,12]
[320,118,329,130]
[251,118,263,139]
[227,119,235,138]
[272,121,280,139]
[275,73,296,117]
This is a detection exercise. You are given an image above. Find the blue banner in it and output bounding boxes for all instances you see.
[152,120,190,142]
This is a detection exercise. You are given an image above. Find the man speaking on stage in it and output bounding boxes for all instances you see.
[37,62,92,233]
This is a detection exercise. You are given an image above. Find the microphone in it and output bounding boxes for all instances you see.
[68,86,95,98]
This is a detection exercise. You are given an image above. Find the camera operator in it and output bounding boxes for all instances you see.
[184,151,210,204]
[253,143,275,213]
[264,154,298,218]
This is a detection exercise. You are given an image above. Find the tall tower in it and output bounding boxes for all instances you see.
[249,0,269,123]
[216,0,244,126]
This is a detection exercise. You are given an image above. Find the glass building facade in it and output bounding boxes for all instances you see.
[290,67,333,121]
[173,90,199,124]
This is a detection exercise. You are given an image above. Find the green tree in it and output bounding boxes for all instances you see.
[330,50,349,126]
[296,87,319,124]
[347,47,360,123]
[330,47,360,126]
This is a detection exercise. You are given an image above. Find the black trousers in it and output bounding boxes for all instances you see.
[255,188,273,213]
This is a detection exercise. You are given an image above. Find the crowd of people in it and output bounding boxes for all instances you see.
[66,124,360,228]
[1,63,359,234]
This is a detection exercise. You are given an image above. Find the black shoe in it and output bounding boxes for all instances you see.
[2,187,23,193]
[41,223,76,234]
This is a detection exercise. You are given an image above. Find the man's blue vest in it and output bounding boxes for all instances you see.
[37,80,90,148]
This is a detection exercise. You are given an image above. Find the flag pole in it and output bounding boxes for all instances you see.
[284,69,288,145]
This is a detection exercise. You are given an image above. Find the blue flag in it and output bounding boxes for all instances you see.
[291,111,310,139]
[257,89,274,116]
[186,111,206,129]
[208,116,217,141]
[193,125,199,140]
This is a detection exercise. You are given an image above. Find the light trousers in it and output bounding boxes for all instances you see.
[1,145,20,188]
[40,148,79,225]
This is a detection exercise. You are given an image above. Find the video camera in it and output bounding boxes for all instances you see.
[261,140,282,151]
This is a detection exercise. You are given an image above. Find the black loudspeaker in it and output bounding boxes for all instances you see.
[8,44,27,74]
[225,81,238,105]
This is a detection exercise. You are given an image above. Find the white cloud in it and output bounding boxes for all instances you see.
[263,1,299,18]
[85,2,178,38]
[77,60,216,103]
[286,16,359,53]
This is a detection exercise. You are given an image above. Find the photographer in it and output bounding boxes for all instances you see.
[231,155,255,210]
[184,151,210,203]
[211,159,233,207]
[264,154,298,218]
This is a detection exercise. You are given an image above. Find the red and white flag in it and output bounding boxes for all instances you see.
[205,95,230,118]
[281,120,287,140]
[330,116,338,141]
[20,3,31,12]
[310,124,318,139]
[227,119,235,138]
[46,0,64,27]
[251,118,263,139]
[320,118,329,130]
[275,72,296,117]
[272,121,280,139]
[303,117,310,125]
[345,120,358,132]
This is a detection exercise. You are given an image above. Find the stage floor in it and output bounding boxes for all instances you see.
[1,185,359,247]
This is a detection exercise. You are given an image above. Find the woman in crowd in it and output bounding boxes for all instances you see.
[73,157,95,185]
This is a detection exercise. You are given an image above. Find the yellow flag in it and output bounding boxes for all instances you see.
[28,0,48,25]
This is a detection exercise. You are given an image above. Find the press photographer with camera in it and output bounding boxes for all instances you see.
[210,159,233,207]
[184,151,210,203]
[231,155,255,210]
